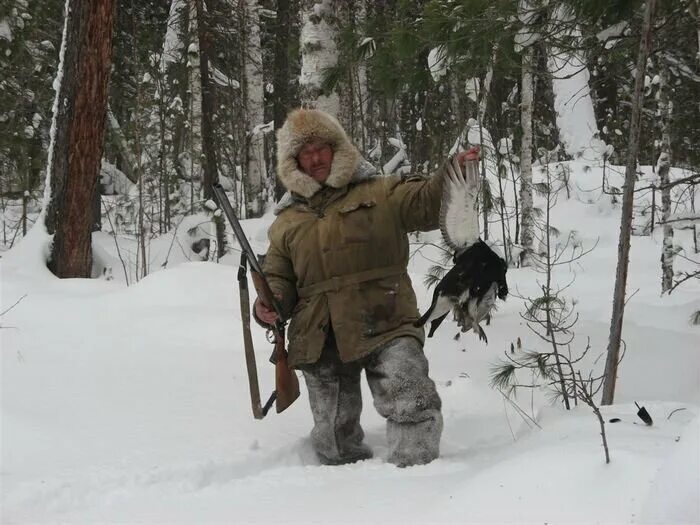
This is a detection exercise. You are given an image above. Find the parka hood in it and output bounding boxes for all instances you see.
[276,108,361,198]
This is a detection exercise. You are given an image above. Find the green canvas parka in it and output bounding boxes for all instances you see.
[264,108,444,367]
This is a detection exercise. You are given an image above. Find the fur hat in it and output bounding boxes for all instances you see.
[276,108,361,198]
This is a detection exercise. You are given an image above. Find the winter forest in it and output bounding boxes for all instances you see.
[2,0,700,523]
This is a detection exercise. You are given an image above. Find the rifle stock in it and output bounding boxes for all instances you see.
[213,183,300,416]
[250,271,300,413]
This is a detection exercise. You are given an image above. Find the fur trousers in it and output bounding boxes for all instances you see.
[299,334,443,467]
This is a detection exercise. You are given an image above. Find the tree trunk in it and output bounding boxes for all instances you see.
[45,0,116,278]
[272,0,293,201]
[519,45,535,265]
[353,1,369,154]
[657,67,674,293]
[187,0,203,207]
[242,0,266,217]
[476,49,496,241]
[196,0,226,256]
[300,0,339,116]
[602,0,657,406]
[334,2,366,149]
[161,0,188,229]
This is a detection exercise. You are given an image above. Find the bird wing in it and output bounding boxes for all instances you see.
[440,155,480,252]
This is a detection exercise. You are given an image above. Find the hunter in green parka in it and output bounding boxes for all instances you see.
[262,109,444,368]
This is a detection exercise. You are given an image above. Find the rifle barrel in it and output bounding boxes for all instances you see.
[212,183,285,319]
[213,184,265,275]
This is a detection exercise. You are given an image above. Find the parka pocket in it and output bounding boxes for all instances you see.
[338,200,376,244]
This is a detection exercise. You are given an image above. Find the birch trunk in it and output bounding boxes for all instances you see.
[187,0,202,204]
[519,45,535,265]
[45,0,115,278]
[300,0,339,116]
[355,1,369,153]
[602,0,657,405]
[477,45,498,241]
[243,0,266,217]
[657,68,674,293]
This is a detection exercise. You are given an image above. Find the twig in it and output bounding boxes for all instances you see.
[496,388,542,429]
[503,397,517,441]
[667,407,687,420]
[0,294,27,318]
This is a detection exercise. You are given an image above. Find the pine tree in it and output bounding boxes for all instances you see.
[45,0,116,278]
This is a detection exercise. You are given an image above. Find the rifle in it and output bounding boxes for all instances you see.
[213,183,300,418]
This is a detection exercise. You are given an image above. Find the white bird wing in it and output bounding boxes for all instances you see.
[439,155,480,252]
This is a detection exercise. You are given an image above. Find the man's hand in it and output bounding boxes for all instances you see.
[253,296,280,327]
[456,146,480,167]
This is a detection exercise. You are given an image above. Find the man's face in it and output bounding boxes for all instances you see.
[297,141,334,184]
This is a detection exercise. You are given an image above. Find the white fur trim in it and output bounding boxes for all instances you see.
[276,108,361,198]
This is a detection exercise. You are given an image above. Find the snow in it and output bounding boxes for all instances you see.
[383,136,408,174]
[160,0,185,73]
[0,18,12,42]
[2,163,699,523]
[427,46,448,82]
[211,67,240,89]
[597,21,628,49]
[251,120,273,135]
[548,43,607,162]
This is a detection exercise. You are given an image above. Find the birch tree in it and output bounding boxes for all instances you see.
[515,0,537,266]
[300,0,339,115]
[45,0,116,278]
[353,2,370,153]
[657,66,674,292]
[186,0,203,210]
[602,0,657,405]
[242,0,266,217]
[159,0,187,230]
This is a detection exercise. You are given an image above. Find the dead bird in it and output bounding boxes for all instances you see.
[452,278,504,343]
[415,154,508,341]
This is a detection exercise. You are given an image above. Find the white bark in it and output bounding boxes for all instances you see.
[520,45,535,264]
[478,45,498,124]
[657,68,674,293]
[353,2,369,151]
[243,0,265,217]
[186,1,202,187]
[300,0,339,116]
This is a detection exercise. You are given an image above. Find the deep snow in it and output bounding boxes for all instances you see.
[1,161,699,524]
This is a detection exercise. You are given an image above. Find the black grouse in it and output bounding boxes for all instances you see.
[415,154,508,341]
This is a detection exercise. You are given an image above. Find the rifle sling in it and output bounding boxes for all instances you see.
[238,253,265,420]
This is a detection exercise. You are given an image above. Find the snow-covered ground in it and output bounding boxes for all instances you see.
[2,161,699,524]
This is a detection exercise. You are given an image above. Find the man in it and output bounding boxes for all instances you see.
[255,108,476,467]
